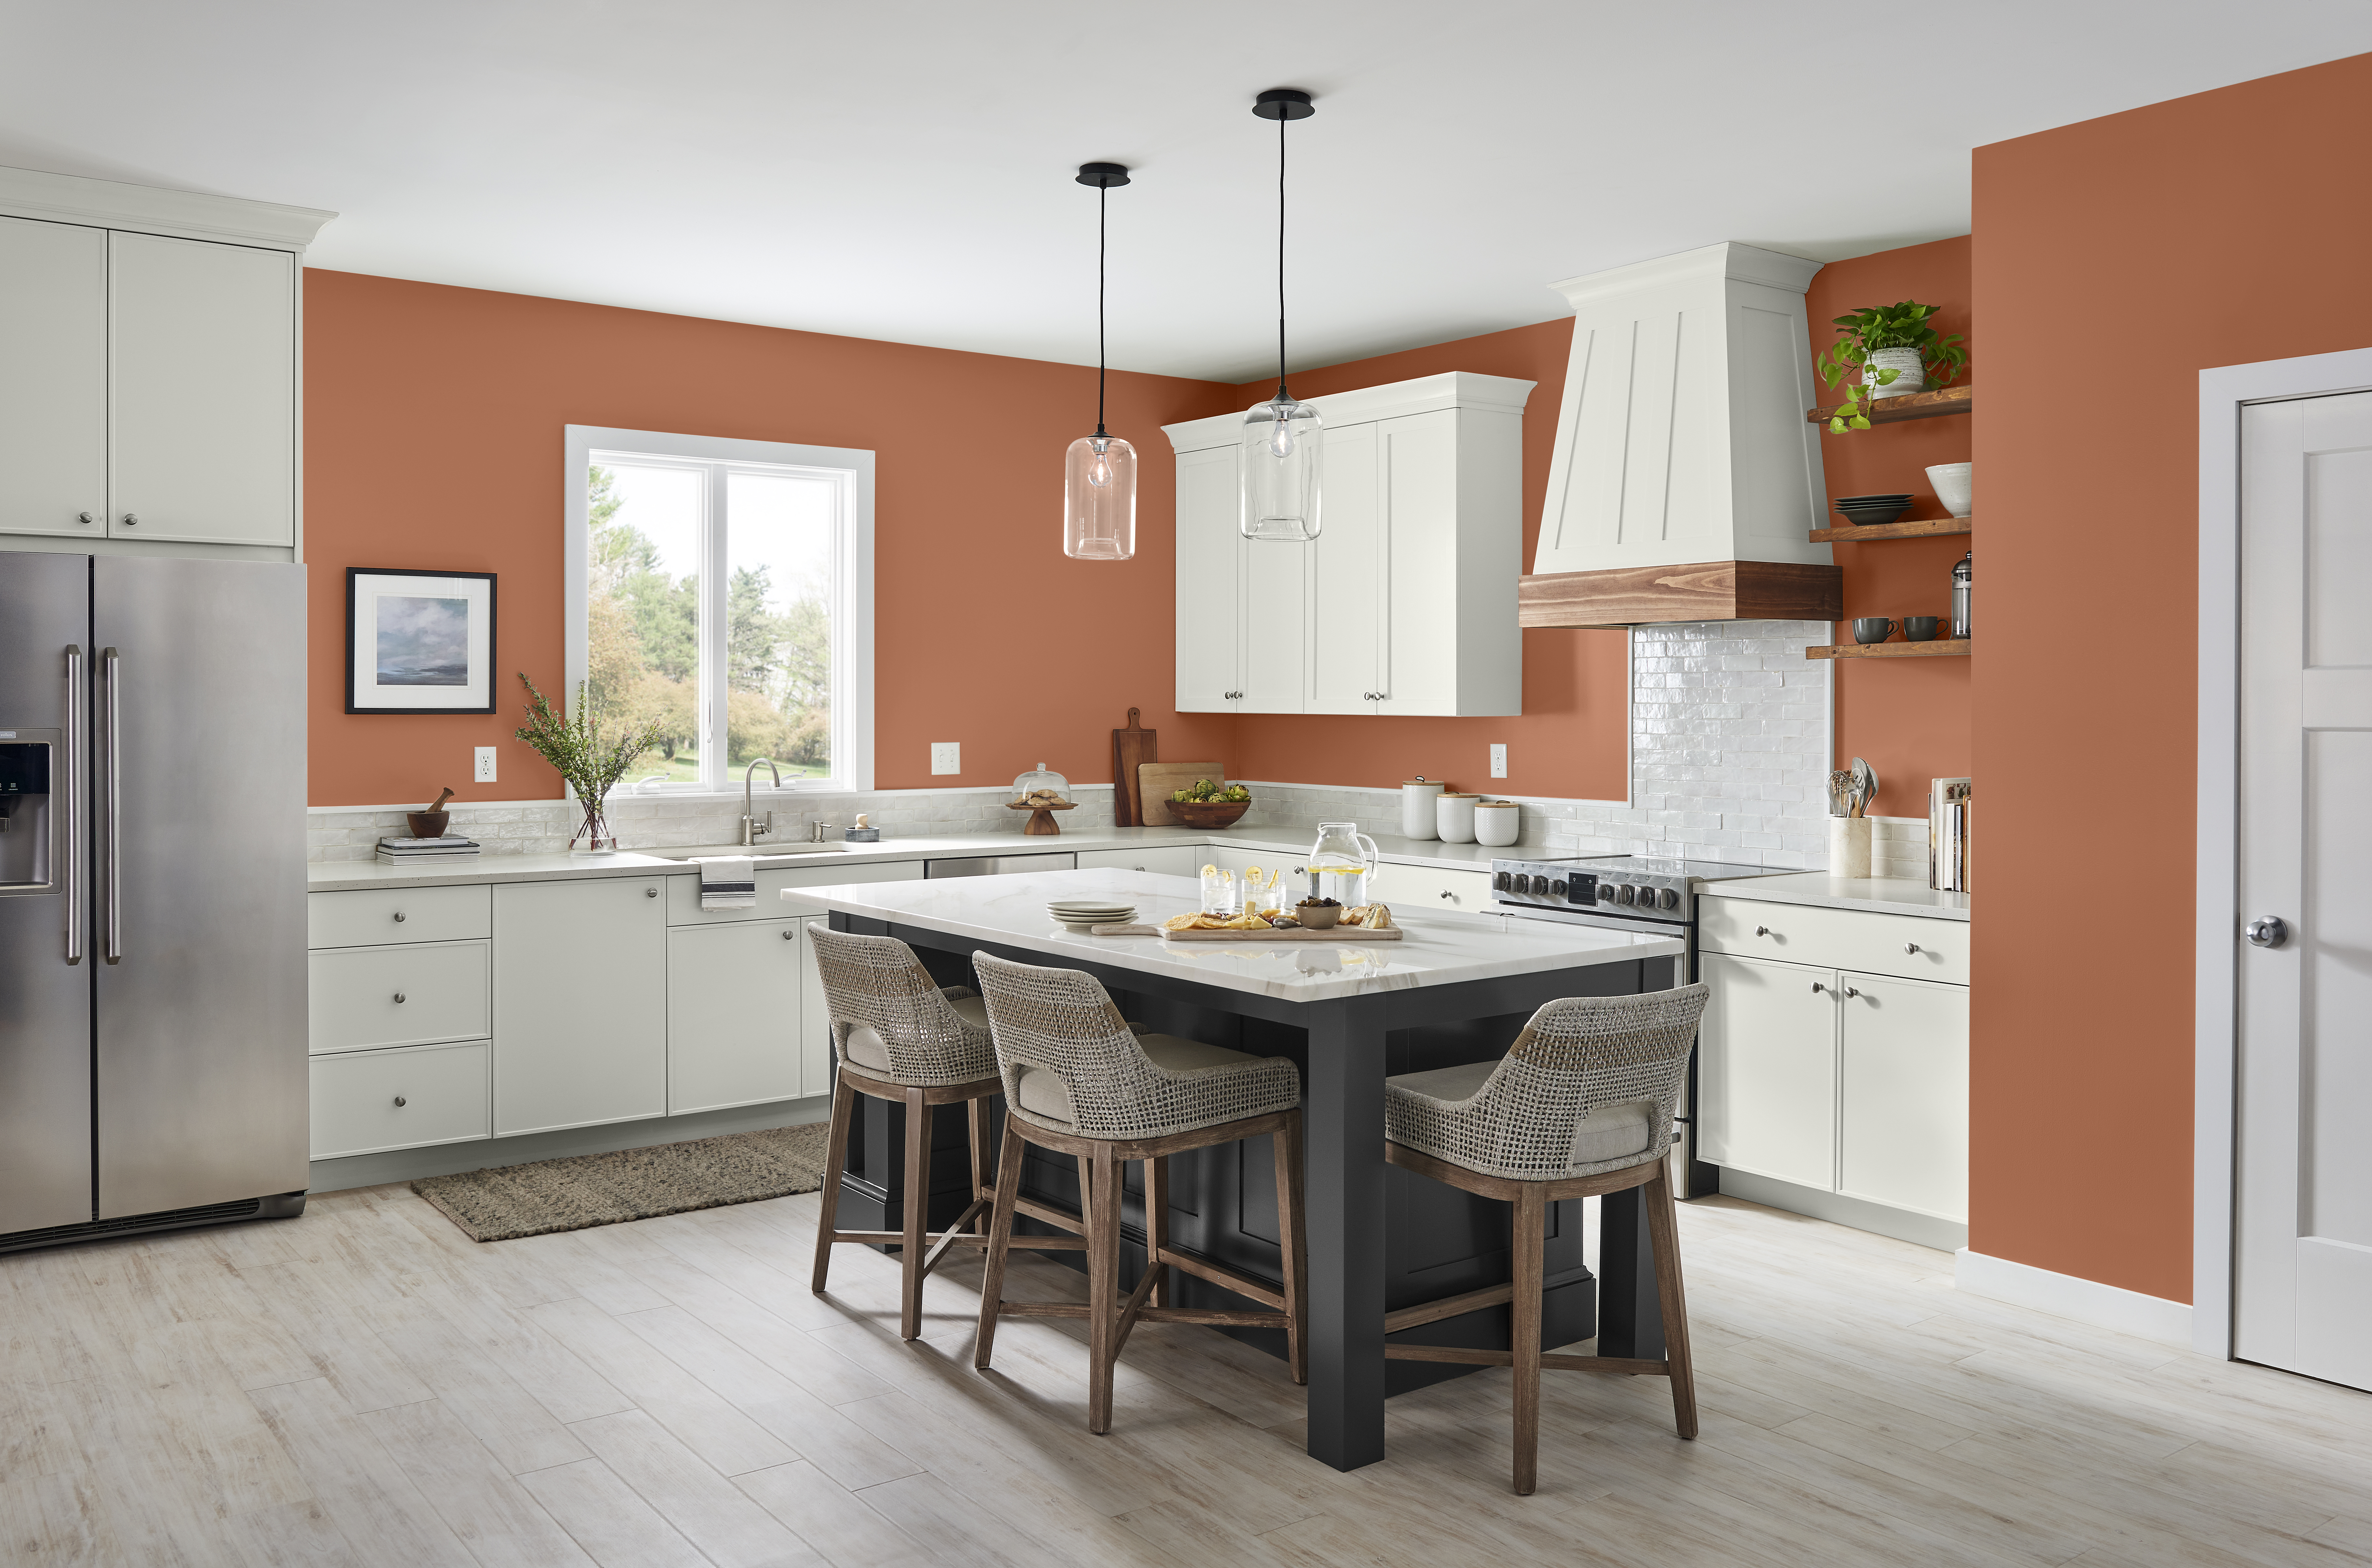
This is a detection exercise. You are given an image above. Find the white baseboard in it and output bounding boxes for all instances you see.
[1954,1247,2194,1346]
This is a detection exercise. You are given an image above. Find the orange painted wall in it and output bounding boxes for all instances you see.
[303,271,1239,806]
[1804,237,1974,819]
[1972,51,2372,1301]
[1228,321,1632,799]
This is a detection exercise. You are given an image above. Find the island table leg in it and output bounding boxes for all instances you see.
[1301,997,1388,1471]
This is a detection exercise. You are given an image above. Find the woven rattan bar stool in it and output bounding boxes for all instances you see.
[968,952,1309,1435]
[1382,983,1712,1495]
[806,924,1083,1340]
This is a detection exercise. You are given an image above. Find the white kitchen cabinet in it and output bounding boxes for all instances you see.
[1837,973,1969,1221]
[1370,860,1494,915]
[310,1041,490,1159]
[493,877,669,1135]
[108,232,295,546]
[668,920,803,1115]
[309,884,490,948]
[308,940,490,1054]
[1165,373,1531,717]
[1073,846,1203,878]
[1698,952,1838,1190]
[0,215,107,537]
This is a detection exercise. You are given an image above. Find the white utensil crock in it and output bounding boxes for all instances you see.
[1400,780,1444,840]
[1926,461,1972,518]
[1435,792,1479,844]
[1828,816,1872,879]
[1474,800,1520,848]
[1865,347,1925,398]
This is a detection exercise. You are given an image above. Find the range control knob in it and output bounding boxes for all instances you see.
[1618,884,1637,906]
[1597,883,1617,903]
[1493,871,1511,892]
[1657,887,1681,911]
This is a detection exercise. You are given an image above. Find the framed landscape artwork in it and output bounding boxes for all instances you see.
[346,568,497,714]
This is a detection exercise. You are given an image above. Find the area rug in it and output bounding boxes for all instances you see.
[411,1121,832,1242]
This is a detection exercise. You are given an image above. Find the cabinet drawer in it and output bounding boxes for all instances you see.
[310,1042,489,1159]
[672,858,925,925]
[309,941,489,1053]
[1074,846,1204,878]
[309,884,490,948]
[1698,897,1966,984]
[1372,862,1494,915]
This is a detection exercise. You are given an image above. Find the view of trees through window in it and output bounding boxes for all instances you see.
[584,461,835,785]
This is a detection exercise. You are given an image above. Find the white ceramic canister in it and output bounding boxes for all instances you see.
[1828,816,1872,879]
[1473,799,1520,848]
[1435,792,1480,845]
[1400,778,1445,840]
[1864,347,1925,398]
[1925,461,1972,518]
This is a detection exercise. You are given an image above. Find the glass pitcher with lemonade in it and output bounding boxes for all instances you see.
[1307,822,1381,907]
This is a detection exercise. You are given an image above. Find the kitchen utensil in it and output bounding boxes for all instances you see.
[1902,616,1943,641]
[1852,617,1898,644]
[1308,822,1381,906]
[1851,756,1877,818]
[1925,462,1973,518]
[1474,798,1520,847]
[1110,708,1159,826]
[1951,553,1973,638]
[408,787,455,840]
[1049,900,1137,932]
[1138,762,1226,827]
[1828,769,1855,817]
[1435,792,1480,844]
[1400,777,1445,839]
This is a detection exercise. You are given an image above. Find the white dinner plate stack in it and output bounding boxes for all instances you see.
[1047,899,1137,932]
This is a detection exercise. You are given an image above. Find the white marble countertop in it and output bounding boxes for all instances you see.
[1699,871,1971,922]
[780,867,1681,1003]
[306,824,1533,891]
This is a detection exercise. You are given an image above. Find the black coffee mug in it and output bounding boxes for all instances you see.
[1902,616,1943,641]
[1852,617,1897,644]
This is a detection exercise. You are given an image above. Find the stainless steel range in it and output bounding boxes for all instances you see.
[1489,853,1796,1193]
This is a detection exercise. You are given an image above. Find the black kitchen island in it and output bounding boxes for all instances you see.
[794,867,1683,1472]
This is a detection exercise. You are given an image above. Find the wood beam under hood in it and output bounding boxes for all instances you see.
[1518,560,1842,628]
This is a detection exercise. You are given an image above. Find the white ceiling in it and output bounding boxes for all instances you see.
[2,2,2364,382]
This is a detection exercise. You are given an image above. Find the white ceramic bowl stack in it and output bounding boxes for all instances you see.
[1047,899,1137,932]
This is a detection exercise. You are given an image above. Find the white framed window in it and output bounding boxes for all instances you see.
[564,425,874,793]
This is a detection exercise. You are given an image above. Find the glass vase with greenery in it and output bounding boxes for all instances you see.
[1815,301,1968,433]
[513,674,667,853]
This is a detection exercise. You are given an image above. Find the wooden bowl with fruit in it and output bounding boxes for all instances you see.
[1166,778,1251,829]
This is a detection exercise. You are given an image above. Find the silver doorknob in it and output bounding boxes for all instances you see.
[120,513,138,526]
[1904,942,1921,954]
[393,1096,406,1107]
[393,911,407,922]
[2246,916,2289,949]
[393,992,406,1003]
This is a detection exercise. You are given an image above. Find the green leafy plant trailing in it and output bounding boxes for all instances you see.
[1815,301,1968,433]
[513,673,668,848]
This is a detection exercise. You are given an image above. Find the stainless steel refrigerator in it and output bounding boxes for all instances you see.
[0,553,309,1251]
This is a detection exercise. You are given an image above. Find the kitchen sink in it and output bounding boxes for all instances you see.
[638,842,847,860]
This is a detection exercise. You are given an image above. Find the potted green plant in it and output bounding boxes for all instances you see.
[1816,301,1968,433]
[513,674,666,854]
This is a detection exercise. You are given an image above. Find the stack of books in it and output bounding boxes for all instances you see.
[376,835,483,865]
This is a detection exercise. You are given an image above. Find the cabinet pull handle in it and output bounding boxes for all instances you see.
[781,928,795,940]
[1755,925,1770,936]
[1903,942,1921,955]
[77,511,93,526]
[645,887,658,898]
[1438,890,1453,899]
[1810,981,1827,994]
[393,1096,407,1108]
[393,992,406,1004]
[1843,987,1862,999]
[120,513,138,527]
[393,911,407,922]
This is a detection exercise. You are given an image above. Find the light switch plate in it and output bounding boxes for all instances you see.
[930,742,960,776]
[1490,743,1508,779]
[474,746,498,784]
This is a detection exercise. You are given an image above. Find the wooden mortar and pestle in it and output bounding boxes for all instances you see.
[408,788,454,841]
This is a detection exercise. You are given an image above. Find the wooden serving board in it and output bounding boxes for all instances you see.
[1137,761,1227,827]
[1159,925,1403,943]
[1110,708,1158,826]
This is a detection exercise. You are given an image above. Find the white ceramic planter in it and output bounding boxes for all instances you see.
[1828,816,1872,879]
[1865,347,1925,398]
[1435,792,1479,845]
[1400,780,1444,840]
[1926,461,1972,518]
[1474,800,1520,848]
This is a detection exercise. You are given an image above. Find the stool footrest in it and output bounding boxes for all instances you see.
[1383,1344,1669,1376]
[994,1299,1289,1328]
[1384,1282,1516,1334]
[1153,1246,1286,1312]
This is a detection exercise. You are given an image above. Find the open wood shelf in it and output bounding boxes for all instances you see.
[1806,385,1973,426]
[1806,639,1970,661]
[1810,515,1972,543]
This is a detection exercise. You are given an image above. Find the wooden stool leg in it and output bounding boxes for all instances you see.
[1645,1163,1698,1440]
[899,1086,930,1340]
[1086,1143,1121,1435]
[1274,1113,1309,1386]
[811,1076,857,1295]
[1146,1154,1171,1309]
[966,1097,993,1232]
[974,1119,1025,1370]
[1512,1185,1546,1496]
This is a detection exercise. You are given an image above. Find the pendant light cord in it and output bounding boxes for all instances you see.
[1095,181,1108,438]
[1275,108,1289,400]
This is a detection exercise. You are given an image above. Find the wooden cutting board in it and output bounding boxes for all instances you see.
[1110,708,1158,826]
[1137,761,1227,827]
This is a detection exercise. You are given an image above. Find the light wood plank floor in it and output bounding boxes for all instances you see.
[5,1183,2369,1567]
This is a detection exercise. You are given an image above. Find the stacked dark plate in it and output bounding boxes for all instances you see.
[1832,492,1914,526]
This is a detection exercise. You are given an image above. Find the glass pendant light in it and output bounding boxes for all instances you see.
[1064,161,1137,560]
[1242,87,1320,542]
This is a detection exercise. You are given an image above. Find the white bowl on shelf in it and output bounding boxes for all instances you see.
[1926,462,1973,518]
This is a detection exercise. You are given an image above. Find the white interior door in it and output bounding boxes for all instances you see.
[2236,391,2372,1392]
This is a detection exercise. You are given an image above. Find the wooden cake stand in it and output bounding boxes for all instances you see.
[1008,800,1077,836]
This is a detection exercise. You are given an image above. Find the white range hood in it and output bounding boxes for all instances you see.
[1519,242,1840,627]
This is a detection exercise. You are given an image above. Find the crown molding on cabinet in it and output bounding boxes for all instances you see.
[0,165,336,251]
[1161,370,1536,454]
[1545,239,1821,310]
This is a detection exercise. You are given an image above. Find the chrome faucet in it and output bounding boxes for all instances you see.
[740,758,781,846]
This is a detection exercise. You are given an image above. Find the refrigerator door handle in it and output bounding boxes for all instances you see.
[64,645,84,964]
[101,645,121,964]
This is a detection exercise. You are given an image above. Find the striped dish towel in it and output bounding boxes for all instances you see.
[698,855,756,910]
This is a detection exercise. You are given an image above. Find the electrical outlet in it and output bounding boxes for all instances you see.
[930,742,960,776]
[1490,743,1508,779]
[474,746,498,784]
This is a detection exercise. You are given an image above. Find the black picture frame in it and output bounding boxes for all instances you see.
[345,568,498,714]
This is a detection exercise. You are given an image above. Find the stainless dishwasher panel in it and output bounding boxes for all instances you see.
[924,853,1077,877]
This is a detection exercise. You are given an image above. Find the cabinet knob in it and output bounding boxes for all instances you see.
[393,992,406,1004]
[1904,942,1921,955]
[392,1095,407,1108]
[1755,925,1770,936]
[1843,987,1863,999]
[120,513,138,527]
[1810,981,1827,994]
[77,511,93,526]
[781,928,795,940]
[1438,890,1453,900]
[645,887,658,898]
[393,911,407,922]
